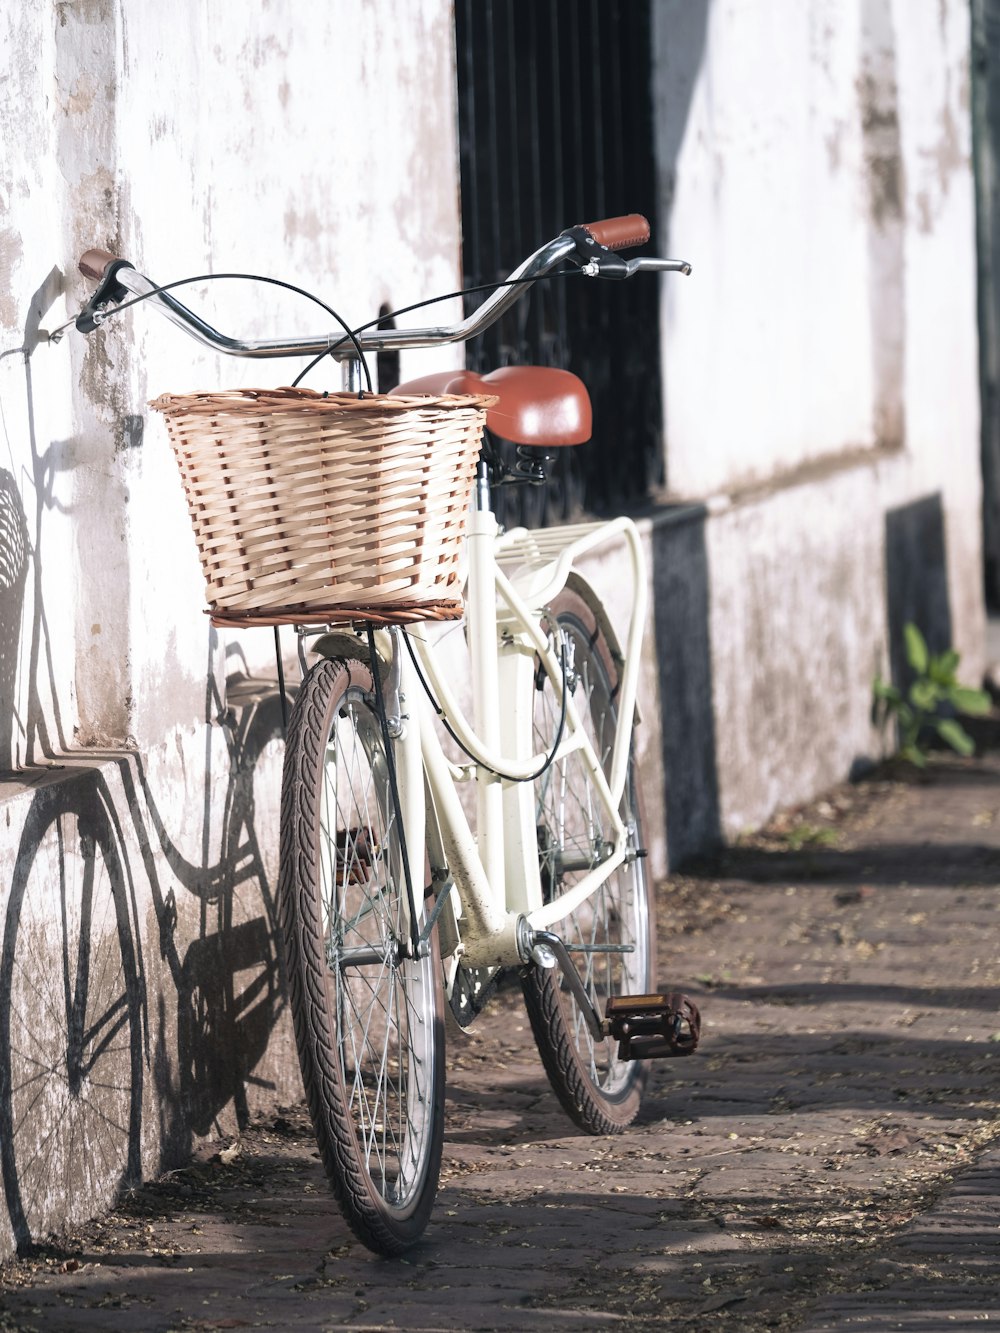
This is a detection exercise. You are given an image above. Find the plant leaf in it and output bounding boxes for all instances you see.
[929,650,959,685]
[950,686,992,717]
[935,717,976,756]
[910,680,939,712]
[873,678,901,704]
[900,743,927,768]
[904,623,929,675]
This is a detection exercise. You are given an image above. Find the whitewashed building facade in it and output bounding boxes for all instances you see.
[0,0,983,1256]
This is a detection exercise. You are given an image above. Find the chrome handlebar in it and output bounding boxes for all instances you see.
[78,232,691,364]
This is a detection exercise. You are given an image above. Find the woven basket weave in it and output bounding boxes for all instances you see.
[150,387,495,626]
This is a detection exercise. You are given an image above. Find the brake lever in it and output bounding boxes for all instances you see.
[580,254,692,280]
[561,222,691,280]
[626,256,693,277]
[75,258,135,333]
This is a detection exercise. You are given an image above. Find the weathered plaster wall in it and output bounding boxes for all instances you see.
[657,0,877,497]
[1,0,461,1261]
[653,0,984,843]
[0,0,988,1261]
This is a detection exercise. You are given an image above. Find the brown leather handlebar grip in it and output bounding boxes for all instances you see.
[79,248,121,281]
[575,214,650,251]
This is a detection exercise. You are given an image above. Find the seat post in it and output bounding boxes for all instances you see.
[475,458,492,513]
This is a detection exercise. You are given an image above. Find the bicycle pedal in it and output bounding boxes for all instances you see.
[604,992,701,1060]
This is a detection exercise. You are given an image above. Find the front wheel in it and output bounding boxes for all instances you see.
[278,656,445,1255]
[522,581,656,1134]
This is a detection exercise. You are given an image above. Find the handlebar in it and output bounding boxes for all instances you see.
[575,214,650,250]
[74,214,690,364]
[80,248,121,281]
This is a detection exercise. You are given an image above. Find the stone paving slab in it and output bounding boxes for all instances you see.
[799,1147,1000,1331]
[0,755,998,1331]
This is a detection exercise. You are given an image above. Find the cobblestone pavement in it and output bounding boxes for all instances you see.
[1,755,998,1331]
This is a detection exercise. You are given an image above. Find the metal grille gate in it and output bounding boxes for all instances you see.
[455,0,662,527]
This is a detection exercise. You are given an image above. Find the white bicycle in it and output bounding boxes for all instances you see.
[76,214,700,1255]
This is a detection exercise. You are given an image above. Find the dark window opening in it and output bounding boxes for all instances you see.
[455,0,662,527]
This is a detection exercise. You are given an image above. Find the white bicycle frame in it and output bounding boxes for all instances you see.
[386,501,648,972]
[74,225,681,973]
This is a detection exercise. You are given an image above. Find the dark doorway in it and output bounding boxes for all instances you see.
[455,0,662,527]
[972,0,1000,608]
[884,494,954,695]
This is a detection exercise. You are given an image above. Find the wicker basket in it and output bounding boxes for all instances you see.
[150,387,496,626]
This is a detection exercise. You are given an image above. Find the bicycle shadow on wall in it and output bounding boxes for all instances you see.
[1,271,290,1248]
[0,770,145,1254]
[0,269,74,776]
[134,657,289,1146]
[0,658,289,1254]
[0,466,29,768]
[2,275,143,1253]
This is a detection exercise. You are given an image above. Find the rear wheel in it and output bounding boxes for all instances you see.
[279,656,444,1255]
[522,582,655,1133]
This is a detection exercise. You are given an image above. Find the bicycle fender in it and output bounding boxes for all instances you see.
[309,630,390,680]
[562,571,641,726]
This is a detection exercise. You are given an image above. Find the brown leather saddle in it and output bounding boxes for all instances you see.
[391,366,591,447]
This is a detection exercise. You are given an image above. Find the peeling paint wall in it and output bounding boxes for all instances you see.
[657,1,877,496]
[0,0,988,1259]
[1,0,460,1260]
[656,0,978,497]
[653,0,984,841]
[3,0,462,767]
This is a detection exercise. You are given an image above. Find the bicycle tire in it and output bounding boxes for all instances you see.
[278,656,445,1255]
[521,580,656,1134]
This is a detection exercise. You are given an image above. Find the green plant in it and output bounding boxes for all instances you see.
[873,623,991,767]
[784,822,840,851]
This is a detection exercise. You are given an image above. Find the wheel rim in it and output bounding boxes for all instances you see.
[319,689,436,1214]
[534,616,650,1097]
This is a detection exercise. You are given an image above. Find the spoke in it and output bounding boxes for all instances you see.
[365,973,397,1186]
[341,958,394,1183]
[347,972,405,1183]
[82,1075,135,1099]
[8,1055,63,1090]
[532,615,648,1093]
[8,965,68,1040]
[65,1095,131,1139]
[11,1094,68,1171]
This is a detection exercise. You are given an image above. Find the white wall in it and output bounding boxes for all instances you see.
[657,0,979,510]
[3,0,463,768]
[0,0,989,1256]
[657,0,876,497]
[0,0,462,1260]
[651,0,985,844]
